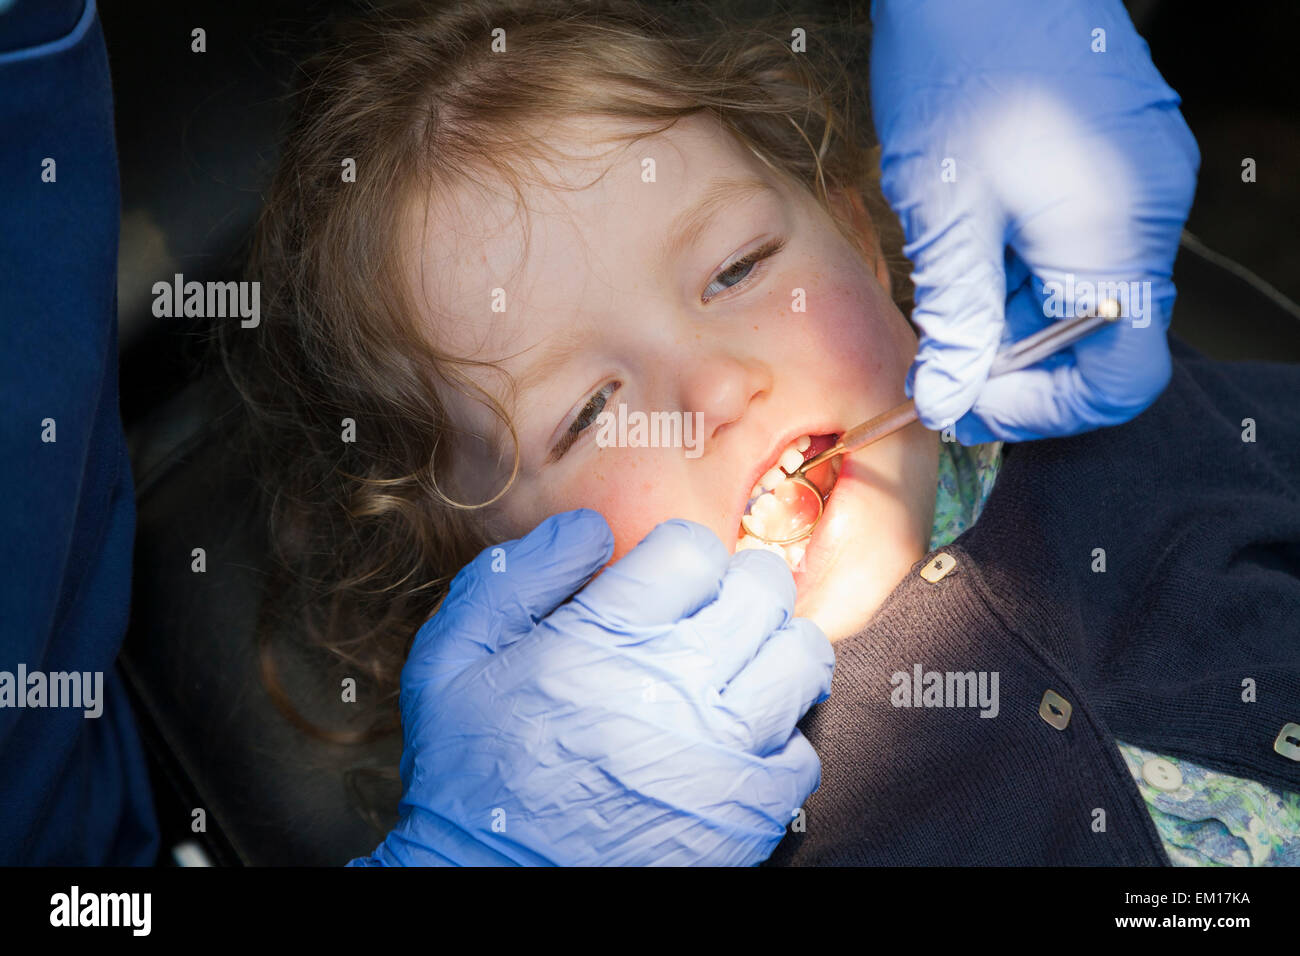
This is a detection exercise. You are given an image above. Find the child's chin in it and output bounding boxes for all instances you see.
[790,467,920,641]
[795,566,890,643]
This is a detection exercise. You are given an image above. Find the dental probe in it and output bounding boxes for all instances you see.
[748,300,1123,546]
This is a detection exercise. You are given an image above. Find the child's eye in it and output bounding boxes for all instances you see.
[702,236,786,303]
[548,380,620,463]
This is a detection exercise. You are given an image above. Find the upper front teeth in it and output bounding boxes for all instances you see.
[750,434,815,499]
[778,447,804,474]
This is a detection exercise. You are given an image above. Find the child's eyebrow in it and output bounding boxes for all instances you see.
[512,326,589,396]
[657,176,774,270]
[512,178,774,397]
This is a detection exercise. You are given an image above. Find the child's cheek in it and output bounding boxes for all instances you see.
[563,456,690,565]
[776,246,910,395]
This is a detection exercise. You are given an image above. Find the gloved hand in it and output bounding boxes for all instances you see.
[349,509,834,866]
[870,0,1200,444]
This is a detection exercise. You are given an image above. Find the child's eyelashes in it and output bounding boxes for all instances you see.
[702,236,786,303]
[544,235,785,464]
[548,380,621,463]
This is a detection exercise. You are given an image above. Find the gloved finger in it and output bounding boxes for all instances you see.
[680,548,795,687]
[572,729,818,867]
[953,363,1101,443]
[553,518,731,639]
[753,727,823,834]
[714,616,834,755]
[946,274,1071,445]
[655,730,822,867]
[404,508,614,683]
[955,278,1175,443]
[472,508,616,650]
[903,215,1008,433]
[1003,251,1068,354]
[955,335,1171,444]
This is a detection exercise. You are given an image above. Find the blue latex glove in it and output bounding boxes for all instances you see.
[349,509,833,866]
[871,0,1200,444]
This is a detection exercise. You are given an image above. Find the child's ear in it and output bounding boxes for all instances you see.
[830,185,892,297]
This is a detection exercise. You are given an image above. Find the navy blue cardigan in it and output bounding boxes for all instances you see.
[769,335,1300,865]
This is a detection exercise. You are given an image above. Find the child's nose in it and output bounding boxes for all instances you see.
[677,353,772,446]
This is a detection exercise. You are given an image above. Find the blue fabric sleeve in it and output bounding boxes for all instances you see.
[0,0,160,864]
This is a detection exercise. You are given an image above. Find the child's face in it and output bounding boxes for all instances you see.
[406,113,939,640]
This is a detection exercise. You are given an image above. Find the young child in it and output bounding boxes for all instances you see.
[220,0,1300,864]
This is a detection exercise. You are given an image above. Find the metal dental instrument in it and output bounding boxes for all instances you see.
[747,301,1123,546]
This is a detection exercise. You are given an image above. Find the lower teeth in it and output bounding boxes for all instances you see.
[736,532,808,571]
[736,433,841,570]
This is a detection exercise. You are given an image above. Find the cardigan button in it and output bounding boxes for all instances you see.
[1275,722,1300,761]
[1038,689,1071,730]
[1141,757,1183,791]
[919,552,956,583]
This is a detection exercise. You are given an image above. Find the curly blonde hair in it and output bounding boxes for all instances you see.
[214,0,909,749]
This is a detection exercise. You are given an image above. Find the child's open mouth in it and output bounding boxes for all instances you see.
[736,432,842,570]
